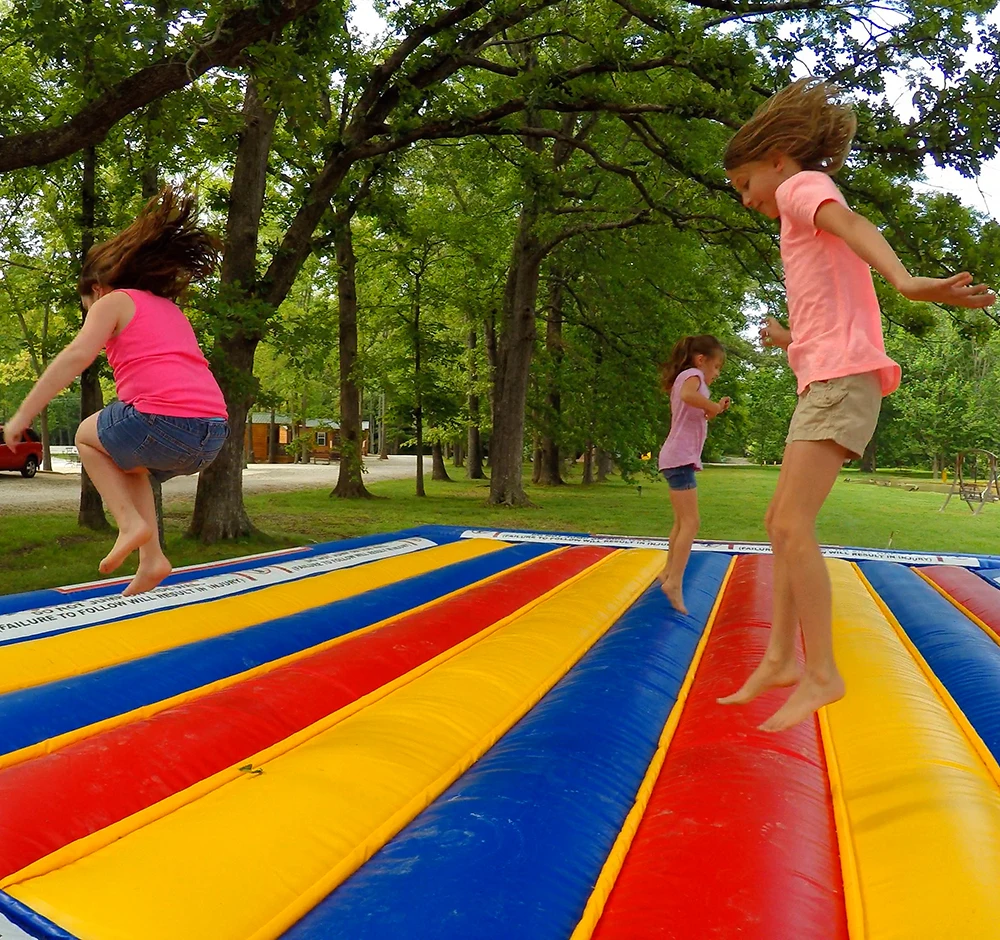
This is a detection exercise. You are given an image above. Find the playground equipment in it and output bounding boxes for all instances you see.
[940,449,1000,513]
[1,525,1000,939]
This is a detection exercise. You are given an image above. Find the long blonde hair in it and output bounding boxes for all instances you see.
[723,77,857,175]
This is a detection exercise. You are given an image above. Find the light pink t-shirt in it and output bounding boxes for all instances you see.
[775,171,901,396]
[105,289,228,419]
[658,368,708,471]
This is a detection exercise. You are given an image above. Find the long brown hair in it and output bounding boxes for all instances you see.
[661,334,725,391]
[723,77,857,175]
[79,186,221,301]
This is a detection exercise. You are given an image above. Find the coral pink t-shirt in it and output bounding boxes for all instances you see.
[104,289,228,419]
[658,368,708,471]
[775,171,901,396]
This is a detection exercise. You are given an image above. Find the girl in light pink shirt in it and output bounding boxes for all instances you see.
[658,334,731,615]
[719,78,994,732]
[5,188,228,596]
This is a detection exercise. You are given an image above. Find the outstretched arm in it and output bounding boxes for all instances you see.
[4,294,127,444]
[814,201,995,308]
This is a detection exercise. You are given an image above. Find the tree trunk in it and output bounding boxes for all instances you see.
[466,327,484,479]
[190,77,277,539]
[78,143,109,530]
[414,275,425,498]
[378,392,389,459]
[582,442,595,484]
[597,448,614,482]
[538,275,564,485]
[453,439,464,468]
[40,406,51,472]
[488,199,542,506]
[432,441,452,481]
[189,333,258,540]
[267,411,278,463]
[332,217,371,498]
[531,433,542,484]
[860,434,877,474]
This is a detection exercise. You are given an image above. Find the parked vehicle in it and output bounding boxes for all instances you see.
[0,426,43,477]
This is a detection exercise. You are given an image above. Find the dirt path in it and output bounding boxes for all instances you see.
[0,455,432,515]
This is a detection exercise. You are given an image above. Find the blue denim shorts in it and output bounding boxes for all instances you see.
[97,401,229,483]
[660,464,697,491]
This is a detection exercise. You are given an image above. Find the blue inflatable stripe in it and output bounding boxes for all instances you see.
[283,552,731,940]
[0,891,76,940]
[974,568,1000,590]
[0,543,552,759]
[859,561,1000,760]
[0,526,459,617]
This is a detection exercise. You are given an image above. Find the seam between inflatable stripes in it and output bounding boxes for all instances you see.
[0,548,609,891]
[243,550,660,940]
[853,564,1000,790]
[0,542,533,776]
[911,568,1000,648]
[567,556,735,940]
[816,702,864,940]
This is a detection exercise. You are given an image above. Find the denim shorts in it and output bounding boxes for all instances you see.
[660,464,697,491]
[97,401,229,483]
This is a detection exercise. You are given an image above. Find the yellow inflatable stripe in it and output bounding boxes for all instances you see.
[1,547,584,891]
[859,566,1000,792]
[821,559,1000,940]
[0,546,556,778]
[0,539,498,697]
[10,549,662,940]
[569,557,734,940]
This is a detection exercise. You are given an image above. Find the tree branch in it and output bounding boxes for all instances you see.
[0,0,322,172]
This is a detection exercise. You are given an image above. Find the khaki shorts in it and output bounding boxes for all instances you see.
[786,372,882,458]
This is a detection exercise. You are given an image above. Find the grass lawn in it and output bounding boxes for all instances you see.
[1,465,999,596]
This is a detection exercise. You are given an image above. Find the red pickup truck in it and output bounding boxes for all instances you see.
[0,426,42,477]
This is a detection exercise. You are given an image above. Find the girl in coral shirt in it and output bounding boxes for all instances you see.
[719,78,993,731]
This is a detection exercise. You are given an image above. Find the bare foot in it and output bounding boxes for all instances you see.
[661,578,688,615]
[717,656,801,706]
[99,521,154,575]
[758,672,845,733]
[122,555,173,597]
[656,565,669,584]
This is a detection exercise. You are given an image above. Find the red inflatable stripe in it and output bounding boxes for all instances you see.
[593,554,848,940]
[920,566,1000,638]
[0,546,611,881]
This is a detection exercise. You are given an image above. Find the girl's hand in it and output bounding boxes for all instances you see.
[898,272,995,309]
[717,396,731,414]
[3,413,28,450]
[760,317,792,350]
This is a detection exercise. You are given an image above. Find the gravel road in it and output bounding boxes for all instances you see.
[0,454,432,515]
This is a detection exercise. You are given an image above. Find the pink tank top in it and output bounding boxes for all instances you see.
[104,289,228,419]
[658,367,708,471]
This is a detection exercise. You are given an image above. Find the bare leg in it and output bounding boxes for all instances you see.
[718,461,802,704]
[75,414,153,574]
[758,440,847,732]
[662,488,699,614]
[122,471,172,596]
[659,517,680,584]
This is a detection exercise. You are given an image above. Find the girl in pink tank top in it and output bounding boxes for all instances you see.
[718,78,995,733]
[5,188,228,596]
[657,335,731,616]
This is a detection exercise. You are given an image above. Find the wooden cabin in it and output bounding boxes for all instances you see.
[245,413,369,463]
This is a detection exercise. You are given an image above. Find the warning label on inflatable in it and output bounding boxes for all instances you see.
[460,530,981,568]
[0,537,436,644]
